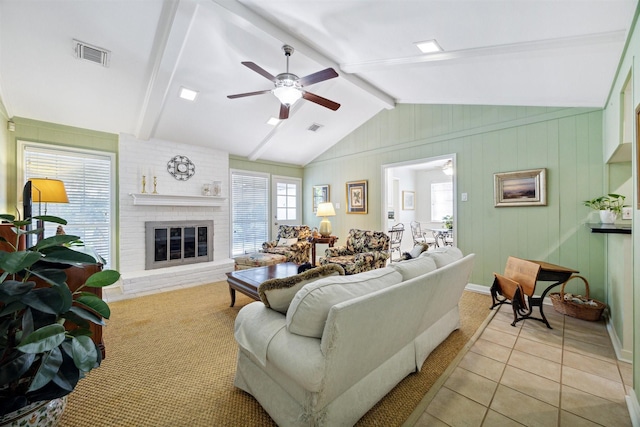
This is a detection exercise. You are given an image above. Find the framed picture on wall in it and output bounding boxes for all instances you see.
[346,180,368,214]
[402,191,415,210]
[494,168,547,207]
[312,185,330,213]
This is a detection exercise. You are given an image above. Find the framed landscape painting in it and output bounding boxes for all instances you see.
[402,191,415,210]
[312,185,330,213]
[346,180,367,214]
[494,168,547,207]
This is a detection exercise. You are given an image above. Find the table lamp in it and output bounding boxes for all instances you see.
[28,178,69,241]
[316,202,336,237]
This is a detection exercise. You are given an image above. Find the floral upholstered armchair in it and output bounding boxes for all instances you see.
[262,225,312,264]
[319,228,390,275]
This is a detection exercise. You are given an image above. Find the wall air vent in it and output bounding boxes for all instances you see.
[73,39,110,67]
[307,123,323,132]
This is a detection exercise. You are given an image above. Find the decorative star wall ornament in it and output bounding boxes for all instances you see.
[167,155,195,181]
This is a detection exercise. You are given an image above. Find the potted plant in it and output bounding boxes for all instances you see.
[583,193,626,224]
[442,215,453,230]
[0,214,120,425]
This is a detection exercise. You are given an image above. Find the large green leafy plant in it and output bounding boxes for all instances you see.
[0,214,120,416]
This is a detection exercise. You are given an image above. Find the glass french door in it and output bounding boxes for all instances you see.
[271,176,302,238]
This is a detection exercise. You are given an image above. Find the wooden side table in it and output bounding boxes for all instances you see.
[308,235,338,266]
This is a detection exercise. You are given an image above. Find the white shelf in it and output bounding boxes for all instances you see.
[129,193,226,207]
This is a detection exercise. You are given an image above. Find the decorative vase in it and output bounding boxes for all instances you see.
[599,210,617,224]
[0,397,67,427]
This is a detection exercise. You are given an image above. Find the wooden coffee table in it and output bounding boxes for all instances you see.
[226,262,300,307]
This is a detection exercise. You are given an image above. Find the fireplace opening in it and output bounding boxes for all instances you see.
[145,220,213,270]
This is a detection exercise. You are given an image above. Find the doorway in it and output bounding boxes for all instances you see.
[381,154,456,254]
[271,175,302,238]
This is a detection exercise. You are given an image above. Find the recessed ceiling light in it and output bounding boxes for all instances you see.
[415,39,443,54]
[267,117,280,126]
[179,87,198,101]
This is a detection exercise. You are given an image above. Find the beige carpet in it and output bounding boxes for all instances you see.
[59,281,491,427]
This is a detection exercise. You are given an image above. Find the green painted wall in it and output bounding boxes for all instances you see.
[603,1,640,409]
[229,155,303,178]
[304,105,607,300]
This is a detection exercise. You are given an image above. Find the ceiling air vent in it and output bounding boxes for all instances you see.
[73,39,110,67]
[307,123,323,132]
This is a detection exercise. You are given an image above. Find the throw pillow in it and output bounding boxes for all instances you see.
[286,267,403,338]
[258,264,344,314]
[409,243,429,259]
[390,255,437,281]
[419,246,463,268]
[277,237,298,247]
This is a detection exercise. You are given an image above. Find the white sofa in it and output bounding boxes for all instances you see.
[233,247,475,426]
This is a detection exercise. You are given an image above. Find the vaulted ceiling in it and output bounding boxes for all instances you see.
[0,0,636,166]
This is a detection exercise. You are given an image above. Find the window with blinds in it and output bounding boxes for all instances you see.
[231,171,269,256]
[22,143,115,268]
[431,181,453,222]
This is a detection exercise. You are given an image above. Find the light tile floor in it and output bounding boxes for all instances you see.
[414,305,634,427]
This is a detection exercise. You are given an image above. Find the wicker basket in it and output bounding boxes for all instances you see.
[549,275,606,321]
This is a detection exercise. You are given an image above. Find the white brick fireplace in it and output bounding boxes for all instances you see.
[116,134,234,296]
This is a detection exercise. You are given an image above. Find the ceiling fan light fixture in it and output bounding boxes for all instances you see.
[273,86,302,105]
[442,159,453,175]
[415,39,443,54]
[179,87,198,101]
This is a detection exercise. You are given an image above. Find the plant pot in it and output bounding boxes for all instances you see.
[599,210,617,224]
[0,397,67,427]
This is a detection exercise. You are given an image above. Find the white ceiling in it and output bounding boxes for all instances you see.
[0,0,636,166]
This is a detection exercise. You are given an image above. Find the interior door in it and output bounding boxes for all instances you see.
[271,176,302,238]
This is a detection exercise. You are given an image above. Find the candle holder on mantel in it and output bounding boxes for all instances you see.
[202,183,212,196]
[141,175,147,194]
[153,176,158,194]
[212,181,222,196]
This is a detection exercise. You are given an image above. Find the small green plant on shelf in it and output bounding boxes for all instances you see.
[582,193,626,215]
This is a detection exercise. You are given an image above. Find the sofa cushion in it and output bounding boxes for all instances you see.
[419,246,463,268]
[390,255,437,281]
[286,267,403,338]
[258,264,345,314]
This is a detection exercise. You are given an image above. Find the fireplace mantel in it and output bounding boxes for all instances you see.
[129,193,225,207]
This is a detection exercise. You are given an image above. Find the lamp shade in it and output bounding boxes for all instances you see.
[316,202,336,217]
[29,178,69,203]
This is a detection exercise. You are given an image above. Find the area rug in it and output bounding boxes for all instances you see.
[59,281,491,427]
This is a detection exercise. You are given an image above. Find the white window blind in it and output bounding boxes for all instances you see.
[431,182,453,221]
[23,144,113,268]
[231,171,269,256]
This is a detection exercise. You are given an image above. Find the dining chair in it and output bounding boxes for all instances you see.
[388,223,404,263]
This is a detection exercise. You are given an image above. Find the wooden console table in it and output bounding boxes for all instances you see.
[308,235,338,266]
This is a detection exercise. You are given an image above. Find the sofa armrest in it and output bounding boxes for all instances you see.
[235,302,286,367]
[325,246,350,257]
[262,240,278,251]
[290,241,311,252]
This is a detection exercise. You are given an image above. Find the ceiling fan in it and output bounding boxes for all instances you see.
[227,45,340,120]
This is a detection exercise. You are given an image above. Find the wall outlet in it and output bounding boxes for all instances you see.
[622,206,632,220]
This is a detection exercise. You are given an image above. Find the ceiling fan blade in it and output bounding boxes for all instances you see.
[299,68,338,87]
[227,89,271,99]
[242,61,276,81]
[279,103,290,120]
[302,92,340,111]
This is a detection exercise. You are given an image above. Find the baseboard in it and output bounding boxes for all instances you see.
[627,389,640,427]
[606,316,633,363]
[465,283,490,295]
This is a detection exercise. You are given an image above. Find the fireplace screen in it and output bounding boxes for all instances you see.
[146,221,213,269]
